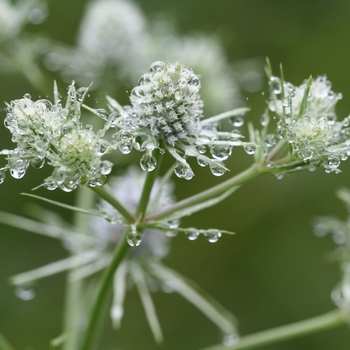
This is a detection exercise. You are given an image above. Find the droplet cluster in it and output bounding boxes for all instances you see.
[1,83,114,191]
[108,61,248,179]
[128,61,203,146]
[269,75,350,172]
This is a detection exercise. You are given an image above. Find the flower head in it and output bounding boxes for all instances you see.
[1,83,115,190]
[108,61,249,179]
[268,71,350,172]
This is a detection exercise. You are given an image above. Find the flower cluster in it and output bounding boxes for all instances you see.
[314,188,350,307]
[0,83,115,191]
[268,72,350,172]
[109,60,249,179]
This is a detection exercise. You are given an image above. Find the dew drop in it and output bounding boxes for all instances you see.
[150,61,165,73]
[327,156,340,169]
[209,162,226,176]
[222,334,240,346]
[197,145,206,154]
[10,159,28,179]
[197,157,208,167]
[210,145,232,161]
[264,134,276,148]
[244,144,257,155]
[205,229,222,243]
[174,162,194,180]
[229,116,245,127]
[185,229,200,241]
[43,177,58,190]
[260,114,268,126]
[270,76,282,94]
[140,153,157,172]
[283,129,296,143]
[15,285,36,301]
[165,231,178,237]
[127,227,142,247]
[31,157,45,169]
[0,169,6,184]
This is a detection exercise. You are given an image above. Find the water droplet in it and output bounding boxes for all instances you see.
[174,162,194,180]
[327,156,340,169]
[327,114,336,125]
[76,87,88,102]
[264,134,276,148]
[96,139,109,156]
[99,160,113,175]
[197,145,206,154]
[185,229,200,241]
[127,227,142,247]
[222,334,240,346]
[210,145,232,161]
[197,157,208,167]
[283,129,296,143]
[43,177,58,190]
[275,173,284,180]
[229,116,244,127]
[210,162,226,176]
[15,285,36,300]
[165,231,178,237]
[270,76,282,94]
[244,144,257,155]
[0,169,6,184]
[31,157,45,169]
[150,61,165,73]
[140,153,157,172]
[10,159,28,179]
[260,114,268,126]
[205,229,222,243]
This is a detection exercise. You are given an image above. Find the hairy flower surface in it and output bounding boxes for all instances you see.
[109,61,248,178]
[0,83,115,190]
[268,73,350,172]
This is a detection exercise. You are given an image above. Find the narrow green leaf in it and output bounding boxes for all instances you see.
[21,193,121,222]
[50,330,71,350]
[131,262,163,344]
[148,185,239,221]
[201,108,250,125]
[151,261,238,335]
[10,251,100,286]
[111,262,128,329]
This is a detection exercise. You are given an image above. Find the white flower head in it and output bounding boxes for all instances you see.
[109,61,248,179]
[1,83,115,190]
[268,72,350,173]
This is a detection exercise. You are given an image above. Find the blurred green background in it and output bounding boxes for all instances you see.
[2,0,350,349]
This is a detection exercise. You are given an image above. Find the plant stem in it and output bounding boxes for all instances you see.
[136,148,163,220]
[79,229,131,350]
[62,187,96,350]
[148,163,265,221]
[89,186,135,224]
[200,308,349,350]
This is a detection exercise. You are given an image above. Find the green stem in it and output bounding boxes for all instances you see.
[79,229,131,350]
[89,186,135,224]
[200,309,348,350]
[62,187,95,350]
[148,163,265,221]
[136,149,164,220]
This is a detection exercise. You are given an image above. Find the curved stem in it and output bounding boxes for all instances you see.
[89,186,135,224]
[200,308,348,350]
[79,229,131,350]
[148,163,265,221]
